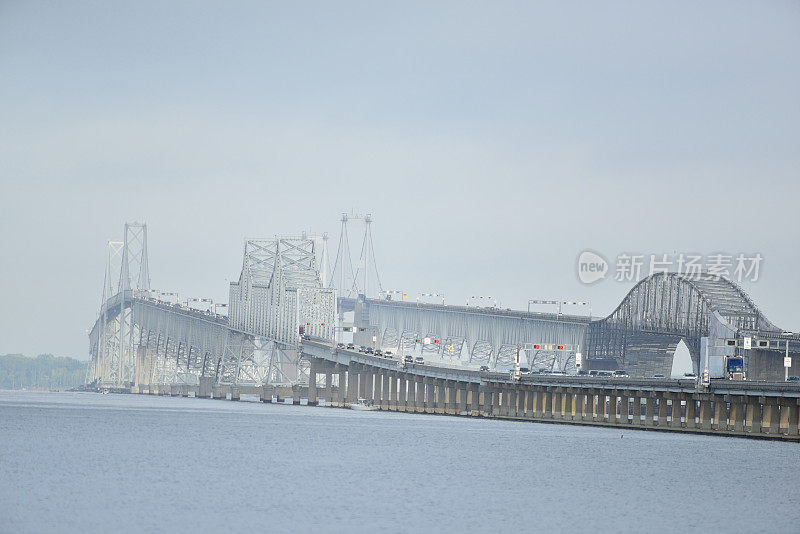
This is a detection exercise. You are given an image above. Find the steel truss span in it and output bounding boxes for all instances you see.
[360,298,589,371]
[587,272,781,377]
[88,224,334,390]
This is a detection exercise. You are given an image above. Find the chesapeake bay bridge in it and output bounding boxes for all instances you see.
[87,219,800,439]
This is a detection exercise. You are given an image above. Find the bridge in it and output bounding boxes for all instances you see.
[86,220,800,440]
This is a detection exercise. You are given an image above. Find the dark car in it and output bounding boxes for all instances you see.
[346,343,355,350]
[403,355,414,364]
[337,342,345,348]
[479,365,490,372]
[365,347,374,354]
[788,376,800,382]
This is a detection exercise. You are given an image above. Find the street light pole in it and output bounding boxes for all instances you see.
[783,332,793,381]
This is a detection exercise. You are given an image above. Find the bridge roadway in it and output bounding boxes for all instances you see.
[130,338,800,440]
[299,339,800,440]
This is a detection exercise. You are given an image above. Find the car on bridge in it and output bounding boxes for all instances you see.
[788,376,800,382]
[613,370,629,378]
[652,373,666,379]
[346,343,355,350]
[479,365,490,372]
[414,356,424,364]
[403,355,414,364]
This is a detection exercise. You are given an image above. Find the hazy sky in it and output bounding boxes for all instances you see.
[1,1,799,359]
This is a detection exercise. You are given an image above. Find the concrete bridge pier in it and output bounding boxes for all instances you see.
[387,372,397,410]
[407,376,417,412]
[670,397,681,428]
[364,369,374,402]
[712,397,726,430]
[469,383,480,414]
[397,374,407,411]
[417,377,427,414]
[346,365,358,404]
[645,395,656,427]
[730,397,744,432]
[581,393,592,422]
[787,402,799,436]
[337,366,347,407]
[634,395,644,426]
[686,398,697,429]
[517,388,526,418]
[766,400,780,435]
[563,390,572,420]
[657,395,668,427]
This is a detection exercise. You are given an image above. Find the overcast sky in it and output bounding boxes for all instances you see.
[1,1,799,359]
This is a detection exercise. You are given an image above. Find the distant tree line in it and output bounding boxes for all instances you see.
[0,354,87,390]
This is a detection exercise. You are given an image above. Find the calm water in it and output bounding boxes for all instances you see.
[1,391,798,533]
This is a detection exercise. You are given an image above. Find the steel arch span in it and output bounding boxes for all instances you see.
[586,272,779,377]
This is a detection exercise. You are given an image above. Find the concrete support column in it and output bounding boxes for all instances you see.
[745,398,760,433]
[418,377,427,413]
[517,388,526,418]
[788,402,799,436]
[470,383,480,413]
[645,395,655,427]
[324,371,333,405]
[525,387,535,419]
[686,398,697,429]
[552,391,562,419]
[779,403,790,435]
[657,395,668,427]
[422,377,432,413]
[398,374,407,411]
[447,382,458,414]
[699,398,712,430]
[731,398,744,432]
[434,380,445,414]
[768,402,780,435]
[458,385,468,414]
[480,387,489,416]
[606,393,616,423]
[581,393,592,422]
[388,372,397,410]
[360,368,369,400]
[544,390,553,419]
[633,396,644,426]
[505,388,516,417]
[374,371,384,407]
[564,392,573,421]
[308,360,317,405]
[713,397,726,430]
[670,397,682,428]
[407,376,417,411]
[337,366,347,406]
[347,365,359,404]
[619,394,630,425]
